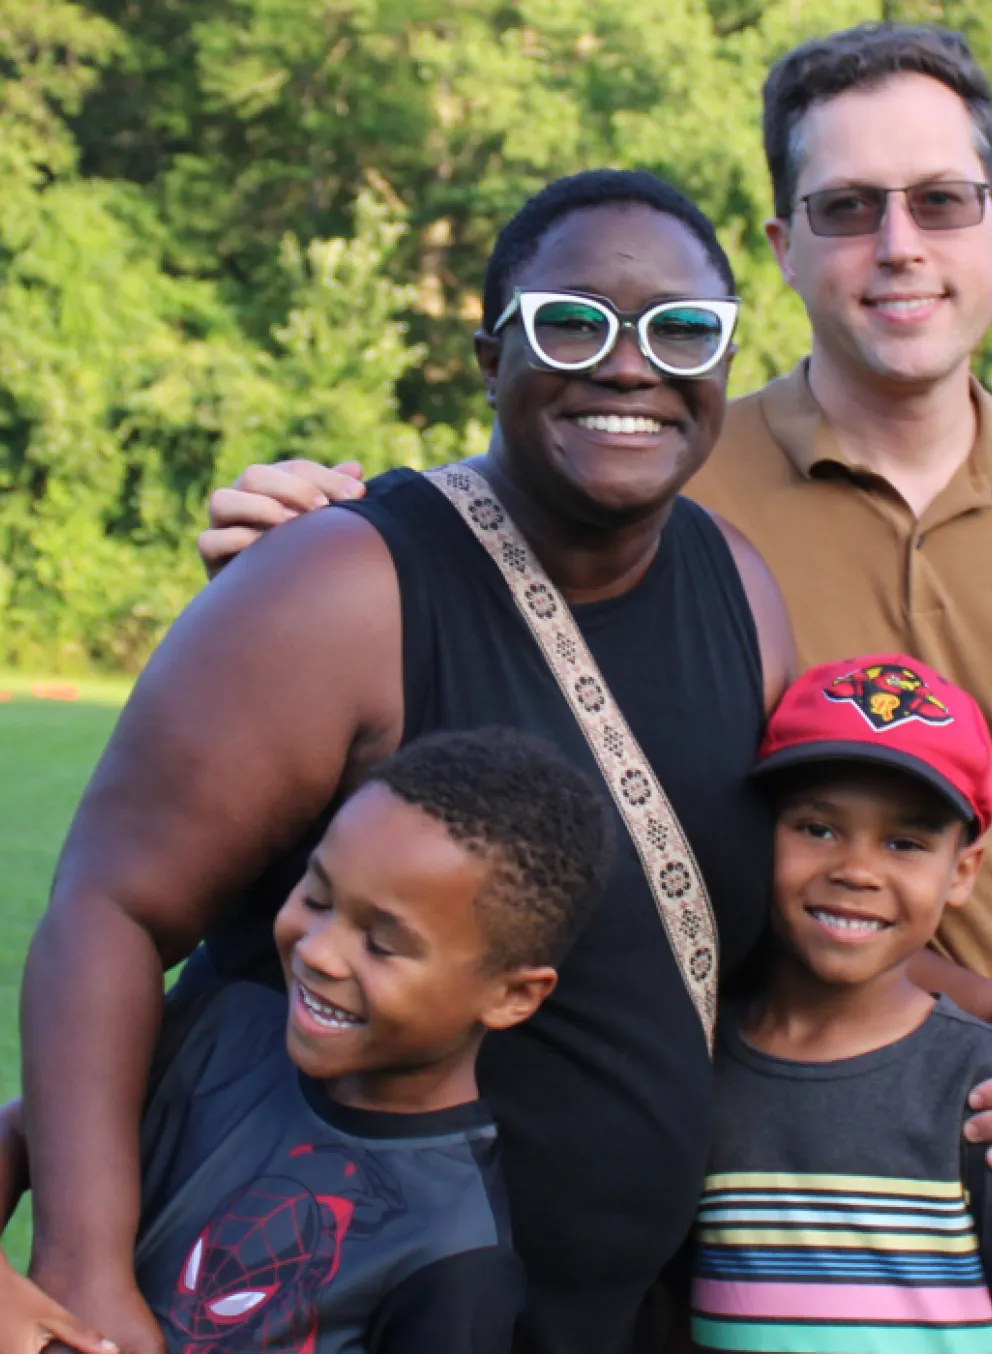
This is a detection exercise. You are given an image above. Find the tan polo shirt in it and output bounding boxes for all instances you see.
[686,360,992,973]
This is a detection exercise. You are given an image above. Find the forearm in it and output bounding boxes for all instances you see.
[0,1098,27,1229]
[908,947,992,1021]
[21,895,165,1297]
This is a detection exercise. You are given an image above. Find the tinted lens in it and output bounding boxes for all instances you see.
[907,181,986,230]
[806,187,886,237]
[645,306,725,371]
[532,299,611,365]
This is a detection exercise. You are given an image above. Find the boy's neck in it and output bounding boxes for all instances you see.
[322,1044,482,1117]
[743,950,936,1063]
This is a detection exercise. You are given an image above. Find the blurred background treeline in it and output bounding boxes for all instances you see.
[1,0,989,673]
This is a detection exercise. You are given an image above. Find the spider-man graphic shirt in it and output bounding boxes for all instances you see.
[135,984,524,1354]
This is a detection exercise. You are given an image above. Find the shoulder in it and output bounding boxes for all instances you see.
[121,493,406,752]
[205,493,400,621]
[930,997,992,1072]
[399,1112,510,1251]
[139,983,293,1220]
[155,982,288,1098]
[877,999,992,1116]
[701,507,797,714]
[687,386,778,503]
[687,372,808,519]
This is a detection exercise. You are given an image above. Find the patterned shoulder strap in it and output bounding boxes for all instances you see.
[425,464,717,1051]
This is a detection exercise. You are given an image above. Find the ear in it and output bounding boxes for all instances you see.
[765,217,797,290]
[474,330,501,406]
[945,839,984,909]
[479,966,558,1032]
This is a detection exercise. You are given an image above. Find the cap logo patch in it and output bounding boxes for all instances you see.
[825,664,953,732]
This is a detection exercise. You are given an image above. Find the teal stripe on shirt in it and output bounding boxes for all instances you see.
[693,1316,992,1353]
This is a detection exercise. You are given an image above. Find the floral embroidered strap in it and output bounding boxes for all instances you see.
[425,464,718,1051]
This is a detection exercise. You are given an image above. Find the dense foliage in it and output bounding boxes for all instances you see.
[0,0,989,669]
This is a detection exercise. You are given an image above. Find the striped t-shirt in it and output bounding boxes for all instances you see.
[692,999,992,1353]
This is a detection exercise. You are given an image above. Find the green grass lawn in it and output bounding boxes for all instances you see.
[0,681,128,1270]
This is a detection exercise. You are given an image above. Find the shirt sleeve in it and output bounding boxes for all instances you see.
[368,1246,526,1354]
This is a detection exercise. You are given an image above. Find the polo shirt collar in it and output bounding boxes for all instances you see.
[759,358,992,510]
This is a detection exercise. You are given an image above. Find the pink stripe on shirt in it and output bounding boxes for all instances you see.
[695,1278,992,1324]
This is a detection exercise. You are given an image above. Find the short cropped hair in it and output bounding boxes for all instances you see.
[764,23,992,219]
[369,727,615,970]
[481,169,736,333]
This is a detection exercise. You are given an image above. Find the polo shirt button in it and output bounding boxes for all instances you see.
[916,534,925,549]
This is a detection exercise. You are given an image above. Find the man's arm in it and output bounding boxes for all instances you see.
[908,948,992,1022]
[23,508,404,1350]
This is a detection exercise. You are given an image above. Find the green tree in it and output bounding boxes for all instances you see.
[5,0,992,669]
[0,1,426,670]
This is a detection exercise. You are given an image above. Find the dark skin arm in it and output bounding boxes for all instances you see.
[0,1098,26,1229]
[0,1098,117,1354]
[21,509,405,1352]
[707,510,797,717]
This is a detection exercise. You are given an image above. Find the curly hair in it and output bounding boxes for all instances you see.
[481,169,736,334]
[368,727,615,970]
[764,23,992,220]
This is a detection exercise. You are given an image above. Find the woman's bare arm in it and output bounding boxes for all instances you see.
[22,508,404,1350]
[710,511,798,715]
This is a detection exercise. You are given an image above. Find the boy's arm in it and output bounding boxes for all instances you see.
[0,1099,27,1228]
[0,1100,117,1354]
[369,1248,525,1354]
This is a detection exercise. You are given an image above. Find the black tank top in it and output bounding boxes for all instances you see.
[203,468,772,1354]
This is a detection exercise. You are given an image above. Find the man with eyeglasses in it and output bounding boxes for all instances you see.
[687,22,992,1014]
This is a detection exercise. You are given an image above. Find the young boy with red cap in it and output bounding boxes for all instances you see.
[690,654,992,1354]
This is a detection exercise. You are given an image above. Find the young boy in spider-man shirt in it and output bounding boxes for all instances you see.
[686,655,992,1354]
[0,727,613,1354]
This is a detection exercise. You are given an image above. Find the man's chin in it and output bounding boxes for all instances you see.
[853,336,974,391]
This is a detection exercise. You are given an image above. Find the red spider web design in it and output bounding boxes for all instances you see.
[170,1175,354,1352]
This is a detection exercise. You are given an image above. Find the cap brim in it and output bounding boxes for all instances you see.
[753,741,978,835]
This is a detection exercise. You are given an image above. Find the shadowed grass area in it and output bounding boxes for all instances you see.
[0,685,127,1270]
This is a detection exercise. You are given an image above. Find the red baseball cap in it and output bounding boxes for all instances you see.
[756,653,992,838]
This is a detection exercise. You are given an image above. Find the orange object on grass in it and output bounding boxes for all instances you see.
[30,682,81,702]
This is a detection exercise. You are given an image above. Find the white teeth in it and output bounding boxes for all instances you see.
[575,414,664,435]
[810,909,885,933]
[298,984,364,1029]
[867,297,938,312]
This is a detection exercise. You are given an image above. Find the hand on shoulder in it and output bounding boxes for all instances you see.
[199,458,366,577]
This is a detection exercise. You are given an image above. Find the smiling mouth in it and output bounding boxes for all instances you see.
[572,414,670,435]
[297,982,366,1030]
[862,295,945,313]
[807,907,891,936]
